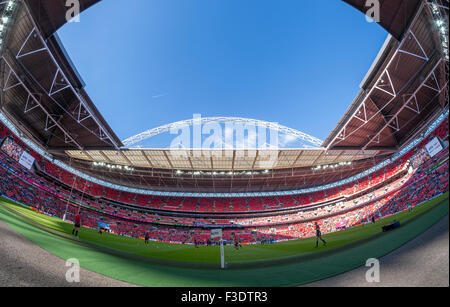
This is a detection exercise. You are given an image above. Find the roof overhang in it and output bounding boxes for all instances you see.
[65,148,386,171]
[1,0,122,151]
[24,0,101,39]
[342,0,422,40]
[324,1,449,150]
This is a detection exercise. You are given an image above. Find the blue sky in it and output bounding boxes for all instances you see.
[58,0,387,148]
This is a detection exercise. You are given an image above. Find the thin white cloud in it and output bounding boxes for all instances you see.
[279,134,298,147]
[152,93,168,99]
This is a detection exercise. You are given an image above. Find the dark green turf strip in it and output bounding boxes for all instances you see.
[0,194,448,286]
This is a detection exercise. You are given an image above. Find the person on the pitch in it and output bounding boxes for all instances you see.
[314,222,327,248]
[72,213,81,237]
[144,232,150,245]
[233,235,239,250]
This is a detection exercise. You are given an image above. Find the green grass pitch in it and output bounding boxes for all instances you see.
[0,192,448,286]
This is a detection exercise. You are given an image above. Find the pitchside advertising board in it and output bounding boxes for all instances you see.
[18,151,35,169]
[97,221,110,229]
[1,137,35,170]
[425,137,444,158]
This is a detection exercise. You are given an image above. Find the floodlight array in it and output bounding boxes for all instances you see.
[311,161,352,171]
[0,0,17,52]
[429,1,449,62]
[92,161,135,172]
[175,170,270,176]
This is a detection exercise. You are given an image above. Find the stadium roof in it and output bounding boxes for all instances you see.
[324,1,448,151]
[1,0,122,151]
[1,0,448,193]
[65,148,382,171]
[342,0,421,40]
[56,149,391,193]
[24,0,101,39]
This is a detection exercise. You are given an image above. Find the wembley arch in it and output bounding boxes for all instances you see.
[122,116,324,149]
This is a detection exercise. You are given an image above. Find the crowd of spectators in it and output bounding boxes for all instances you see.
[0,119,448,244]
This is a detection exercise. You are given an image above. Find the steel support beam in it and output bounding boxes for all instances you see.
[326,2,433,149]
[13,3,121,149]
[363,58,446,149]
[1,57,83,149]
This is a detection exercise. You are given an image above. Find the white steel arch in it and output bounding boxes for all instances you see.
[122,117,324,148]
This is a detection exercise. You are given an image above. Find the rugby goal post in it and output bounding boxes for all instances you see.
[211,229,225,269]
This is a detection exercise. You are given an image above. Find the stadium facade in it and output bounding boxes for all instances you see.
[0,0,448,245]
